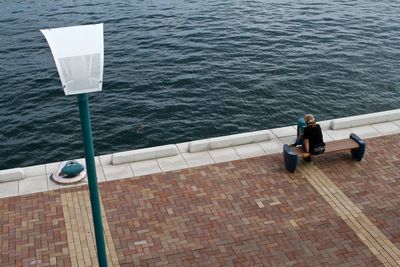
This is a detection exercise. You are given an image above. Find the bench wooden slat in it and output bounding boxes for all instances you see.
[325,139,359,152]
[291,138,359,155]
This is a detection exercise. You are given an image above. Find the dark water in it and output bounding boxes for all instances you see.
[1,0,400,170]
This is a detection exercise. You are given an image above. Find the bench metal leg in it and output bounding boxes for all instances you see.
[350,133,366,161]
[283,144,298,172]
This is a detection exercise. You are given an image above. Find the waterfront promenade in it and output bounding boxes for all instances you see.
[1,130,400,265]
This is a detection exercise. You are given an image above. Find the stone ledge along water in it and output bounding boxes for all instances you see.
[2,110,400,188]
[1,112,400,199]
[1,1,400,170]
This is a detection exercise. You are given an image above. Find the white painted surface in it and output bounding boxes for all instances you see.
[74,157,101,166]
[324,128,352,140]
[176,142,190,153]
[271,126,297,137]
[208,147,240,163]
[182,152,215,168]
[258,139,284,155]
[99,154,112,165]
[102,163,134,181]
[130,160,161,177]
[209,130,270,150]
[112,144,179,164]
[157,155,188,172]
[188,130,270,152]
[321,131,334,142]
[330,109,400,130]
[58,179,88,189]
[388,111,400,121]
[234,143,266,159]
[350,125,381,139]
[47,177,61,191]
[277,135,297,146]
[0,181,19,198]
[19,175,48,195]
[111,151,135,165]
[96,166,106,182]
[371,122,400,136]
[0,168,24,182]
[24,164,46,177]
[188,139,211,153]
[45,161,62,176]
[369,113,390,124]
[318,120,332,130]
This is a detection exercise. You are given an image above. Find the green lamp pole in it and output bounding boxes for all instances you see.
[41,24,107,266]
[77,93,108,267]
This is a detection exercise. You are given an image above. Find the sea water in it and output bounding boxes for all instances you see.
[0,0,399,169]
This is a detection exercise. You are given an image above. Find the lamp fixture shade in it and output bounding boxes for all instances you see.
[41,24,104,95]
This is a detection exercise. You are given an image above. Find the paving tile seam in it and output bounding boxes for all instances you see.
[299,163,400,267]
[178,152,191,170]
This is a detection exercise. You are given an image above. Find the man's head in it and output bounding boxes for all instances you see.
[304,114,315,125]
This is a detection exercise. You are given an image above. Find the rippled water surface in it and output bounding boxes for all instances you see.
[1,0,400,169]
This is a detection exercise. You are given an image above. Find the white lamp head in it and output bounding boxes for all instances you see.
[41,24,104,95]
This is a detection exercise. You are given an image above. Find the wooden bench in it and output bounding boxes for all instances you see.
[283,133,366,172]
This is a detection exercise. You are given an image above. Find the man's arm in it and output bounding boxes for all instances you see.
[303,138,310,157]
[303,127,310,157]
[303,139,309,153]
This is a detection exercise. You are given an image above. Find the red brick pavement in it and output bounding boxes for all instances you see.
[318,133,400,253]
[0,192,70,267]
[100,155,380,266]
[3,134,400,266]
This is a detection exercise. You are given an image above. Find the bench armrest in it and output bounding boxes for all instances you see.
[350,133,366,161]
[283,144,298,173]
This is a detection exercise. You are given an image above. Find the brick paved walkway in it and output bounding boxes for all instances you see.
[1,134,400,266]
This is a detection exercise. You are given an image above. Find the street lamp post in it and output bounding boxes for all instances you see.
[77,93,108,266]
[41,24,108,267]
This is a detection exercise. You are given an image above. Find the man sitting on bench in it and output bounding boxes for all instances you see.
[283,115,365,172]
[302,114,325,162]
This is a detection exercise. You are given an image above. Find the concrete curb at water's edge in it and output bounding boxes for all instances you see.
[1,109,400,196]
[0,168,24,182]
[188,130,271,153]
[330,109,400,130]
[112,145,179,165]
[111,129,272,165]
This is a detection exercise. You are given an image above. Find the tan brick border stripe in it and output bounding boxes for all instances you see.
[299,163,400,267]
[61,190,119,267]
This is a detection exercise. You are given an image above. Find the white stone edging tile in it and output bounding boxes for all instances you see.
[0,168,24,183]
[330,109,400,130]
[112,144,179,165]
[189,130,271,152]
[1,110,400,198]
